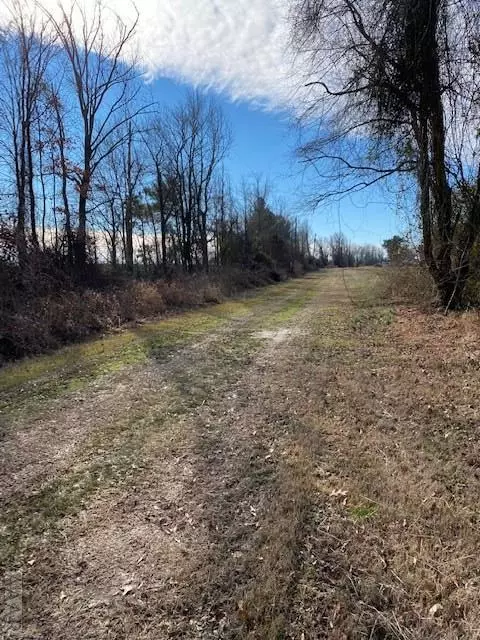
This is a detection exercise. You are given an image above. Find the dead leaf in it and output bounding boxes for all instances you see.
[429,603,443,617]
[330,489,348,497]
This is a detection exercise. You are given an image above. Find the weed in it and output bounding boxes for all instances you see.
[349,504,378,520]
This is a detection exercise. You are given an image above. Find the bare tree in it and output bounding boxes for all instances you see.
[161,92,230,272]
[45,0,142,269]
[46,78,76,263]
[122,121,144,271]
[0,2,54,264]
[143,116,176,274]
[291,0,480,306]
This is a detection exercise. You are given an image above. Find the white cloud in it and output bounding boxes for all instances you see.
[124,0,296,108]
[0,0,300,110]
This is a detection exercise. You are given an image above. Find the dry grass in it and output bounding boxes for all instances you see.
[2,268,480,638]
[285,271,480,638]
[380,264,437,308]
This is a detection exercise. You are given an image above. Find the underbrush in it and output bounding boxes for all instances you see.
[0,264,294,364]
[380,264,437,307]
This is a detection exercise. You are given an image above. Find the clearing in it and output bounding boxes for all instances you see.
[1,268,480,639]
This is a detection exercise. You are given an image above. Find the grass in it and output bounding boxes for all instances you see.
[257,282,318,329]
[351,307,394,333]
[0,278,313,422]
[0,405,165,567]
[5,267,479,639]
[282,270,480,638]
[0,310,223,394]
[0,274,321,574]
[349,504,378,520]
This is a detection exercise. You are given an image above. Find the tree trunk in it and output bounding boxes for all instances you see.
[155,167,168,274]
[16,131,28,267]
[76,181,88,269]
[160,214,168,274]
[125,125,134,272]
[26,121,38,248]
[54,101,73,265]
[16,200,27,268]
[200,210,209,273]
[418,0,461,307]
[110,201,117,267]
[125,196,134,272]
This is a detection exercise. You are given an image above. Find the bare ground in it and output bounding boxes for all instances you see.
[2,269,480,639]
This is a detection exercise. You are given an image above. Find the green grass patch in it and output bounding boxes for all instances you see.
[349,504,378,520]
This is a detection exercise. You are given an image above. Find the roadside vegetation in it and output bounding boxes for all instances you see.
[2,268,480,639]
[0,0,319,362]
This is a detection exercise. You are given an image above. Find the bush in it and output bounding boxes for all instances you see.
[0,264,286,363]
[381,265,437,307]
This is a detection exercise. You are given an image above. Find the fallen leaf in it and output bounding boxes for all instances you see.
[429,603,443,617]
[330,489,348,497]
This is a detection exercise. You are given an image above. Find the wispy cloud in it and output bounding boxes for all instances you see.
[0,0,300,110]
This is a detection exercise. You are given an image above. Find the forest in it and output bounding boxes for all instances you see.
[0,2,386,361]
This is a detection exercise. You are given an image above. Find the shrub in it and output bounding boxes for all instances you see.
[203,284,223,304]
[381,265,437,307]
[130,282,166,318]
[0,264,289,363]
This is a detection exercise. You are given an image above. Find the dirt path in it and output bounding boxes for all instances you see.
[2,269,480,639]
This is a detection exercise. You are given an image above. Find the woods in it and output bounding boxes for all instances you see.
[0,2,324,360]
[0,2,309,276]
[291,0,480,308]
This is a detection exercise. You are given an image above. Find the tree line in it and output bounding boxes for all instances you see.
[0,1,320,281]
[0,0,388,292]
[324,232,384,268]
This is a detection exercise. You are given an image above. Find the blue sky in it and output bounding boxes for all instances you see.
[0,0,405,246]
[149,76,402,246]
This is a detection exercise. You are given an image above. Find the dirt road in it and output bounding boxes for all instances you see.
[2,269,480,639]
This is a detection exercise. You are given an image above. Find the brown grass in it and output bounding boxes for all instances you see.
[380,264,437,308]
[283,273,480,638]
[2,269,480,638]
